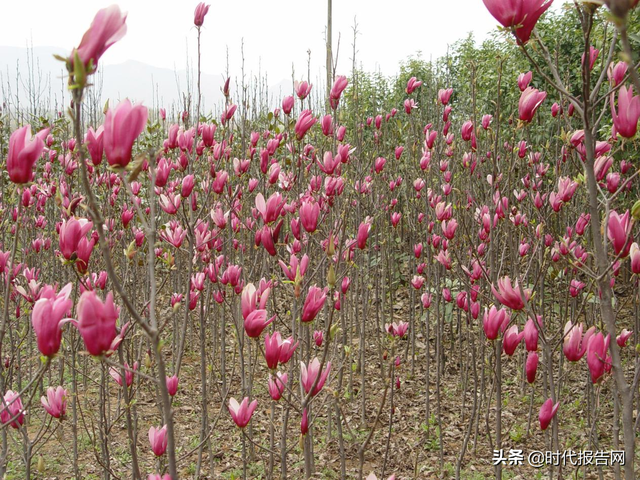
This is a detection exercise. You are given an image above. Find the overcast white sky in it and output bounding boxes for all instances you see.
[1,0,569,82]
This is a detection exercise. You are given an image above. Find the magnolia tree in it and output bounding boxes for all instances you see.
[0,1,639,479]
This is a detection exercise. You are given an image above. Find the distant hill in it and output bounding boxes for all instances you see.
[0,46,291,118]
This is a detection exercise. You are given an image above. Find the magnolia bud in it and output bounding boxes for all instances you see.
[327,264,336,288]
[632,199,640,221]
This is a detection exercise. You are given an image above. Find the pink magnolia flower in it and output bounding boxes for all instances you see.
[193,2,210,27]
[300,358,331,396]
[294,80,313,100]
[563,321,595,362]
[491,276,530,310]
[611,86,640,138]
[630,243,640,274]
[148,475,171,480]
[41,386,67,419]
[104,99,148,168]
[300,200,320,233]
[385,321,409,338]
[524,316,540,352]
[357,218,372,249]
[228,397,257,428]
[255,192,284,224]
[438,88,453,105]
[74,291,119,356]
[59,217,93,261]
[85,126,104,165]
[278,254,309,284]
[268,372,288,400]
[295,109,317,140]
[441,219,458,240]
[607,210,632,257]
[406,76,422,94]
[31,283,73,357]
[517,71,532,91]
[518,87,547,122]
[539,398,559,431]
[282,95,294,115]
[264,332,286,370]
[617,329,633,347]
[301,286,327,323]
[1,390,25,429]
[581,45,599,71]
[482,0,552,44]
[608,61,628,87]
[483,306,510,340]
[329,76,348,109]
[526,351,539,383]
[148,425,167,456]
[503,325,524,356]
[7,125,49,184]
[461,120,474,141]
[241,282,270,320]
[166,375,179,396]
[301,408,309,435]
[587,332,610,384]
[278,336,299,364]
[244,309,275,338]
[72,5,127,72]
[109,362,137,387]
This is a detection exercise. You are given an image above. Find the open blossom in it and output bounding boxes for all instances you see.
[483,0,553,44]
[244,309,275,338]
[563,321,594,362]
[41,386,68,419]
[301,358,331,396]
[611,86,640,139]
[7,125,49,184]
[1,391,25,429]
[385,321,409,338]
[517,71,532,91]
[503,325,524,356]
[491,276,530,310]
[193,2,210,27]
[483,306,510,340]
[72,5,127,73]
[301,286,327,322]
[110,362,137,387]
[59,217,93,261]
[617,329,633,347]
[518,87,547,122]
[228,397,257,428]
[295,109,317,140]
[264,332,286,369]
